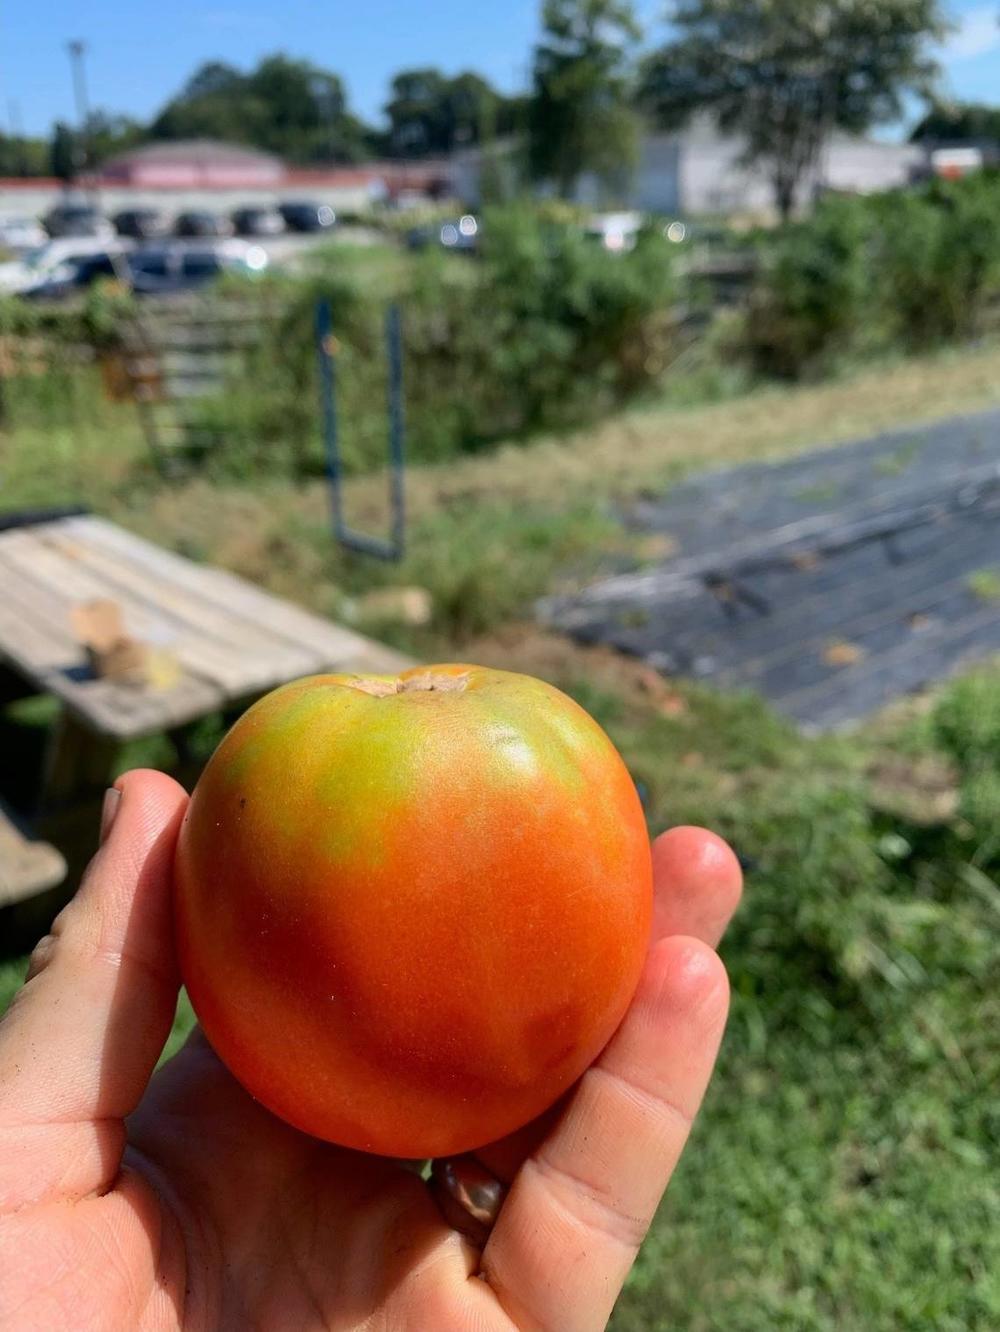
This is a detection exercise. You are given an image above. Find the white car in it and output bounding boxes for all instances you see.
[0,215,48,255]
[585,211,645,253]
[0,237,134,295]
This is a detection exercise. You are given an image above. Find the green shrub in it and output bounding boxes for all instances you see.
[179,206,679,476]
[741,173,1000,377]
[873,174,1000,347]
[742,197,877,377]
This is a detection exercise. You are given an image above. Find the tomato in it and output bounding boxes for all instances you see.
[174,664,652,1158]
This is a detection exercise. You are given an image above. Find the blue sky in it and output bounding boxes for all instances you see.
[2,0,998,138]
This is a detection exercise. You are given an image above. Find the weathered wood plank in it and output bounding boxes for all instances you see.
[62,516,411,673]
[0,532,264,697]
[0,565,82,673]
[0,516,412,741]
[0,549,223,738]
[52,673,224,738]
[35,525,315,691]
[142,327,260,351]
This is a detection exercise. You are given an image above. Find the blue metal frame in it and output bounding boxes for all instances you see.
[315,298,406,561]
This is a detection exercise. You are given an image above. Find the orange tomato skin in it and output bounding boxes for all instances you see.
[174,664,652,1158]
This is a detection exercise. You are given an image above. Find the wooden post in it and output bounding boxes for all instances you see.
[39,709,121,813]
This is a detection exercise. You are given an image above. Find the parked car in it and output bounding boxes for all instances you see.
[407,214,479,253]
[0,237,133,295]
[43,203,115,240]
[278,200,336,233]
[584,211,643,253]
[113,208,170,240]
[20,250,132,302]
[129,241,268,295]
[174,211,234,239]
[232,206,285,237]
[0,215,48,255]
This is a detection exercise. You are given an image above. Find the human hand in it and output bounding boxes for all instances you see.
[0,768,740,1331]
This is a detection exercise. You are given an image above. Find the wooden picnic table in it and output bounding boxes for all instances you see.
[0,513,412,812]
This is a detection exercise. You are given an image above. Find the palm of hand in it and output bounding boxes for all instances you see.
[0,771,739,1332]
[124,1037,493,1330]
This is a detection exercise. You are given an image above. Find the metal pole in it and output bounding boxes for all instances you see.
[7,100,26,176]
[66,40,94,199]
[315,298,406,561]
[386,304,406,558]
[315,299,345,538]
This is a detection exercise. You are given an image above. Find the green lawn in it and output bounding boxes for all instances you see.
[2,343,999,1328]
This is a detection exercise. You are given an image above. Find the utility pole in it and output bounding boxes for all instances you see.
[311,75,338,163]
[66,39,93,196]
[7,99,26,176]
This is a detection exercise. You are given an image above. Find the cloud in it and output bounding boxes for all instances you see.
[939,7,1000,61]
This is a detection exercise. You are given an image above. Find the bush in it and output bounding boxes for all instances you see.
[0,292,126,431]
[873,173,1000,347]
[743,197,877,377]
[932,669,1000,858]
[6,181,999,466]
[180,206,679,476]
[741,173,1000,377]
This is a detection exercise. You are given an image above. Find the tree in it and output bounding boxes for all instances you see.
[527,0,642,199]
[180,61,244,101]
[443,72,500,150]
[385,69,449,156]
[50,122,78,181]
[641,0,948,219]
[82,111,145,164]
[384,68,515,157]
[150,65,270,148]
[911,100,1000,144]
[150,54,377,163]
[0,134,48,176]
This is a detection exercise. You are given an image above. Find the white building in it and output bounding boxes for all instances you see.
[450,120,924,217]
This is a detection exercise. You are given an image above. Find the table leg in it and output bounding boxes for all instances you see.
[39,710,122,813]
[0,666,35,709]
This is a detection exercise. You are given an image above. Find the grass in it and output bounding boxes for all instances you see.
[2,339,1000,1328]
[0,957,28,1016]
[6,335,993,653]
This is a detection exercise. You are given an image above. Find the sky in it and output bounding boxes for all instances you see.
[1,0,998,139]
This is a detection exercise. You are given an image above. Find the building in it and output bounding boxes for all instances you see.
[101,139,285,189]
[0,141,452,223]
[449,120,925,217]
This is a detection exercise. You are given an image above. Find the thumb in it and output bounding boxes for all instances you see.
[0,769,188,1207]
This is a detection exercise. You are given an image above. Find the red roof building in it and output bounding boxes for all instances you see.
[101,139,285,189]
[97,139,453,200]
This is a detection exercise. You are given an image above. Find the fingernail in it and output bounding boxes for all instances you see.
[100,787,122,845]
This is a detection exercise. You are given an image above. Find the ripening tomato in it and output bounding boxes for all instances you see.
[174,664,652,1158]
